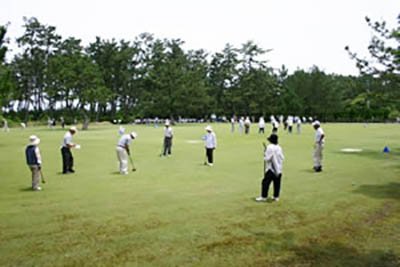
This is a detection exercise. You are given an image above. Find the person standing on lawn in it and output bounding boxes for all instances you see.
[203,125,217,166]
[258,116,266,134]
[116,132,137,174]
[312,121,325,172]
[25,135,43,191]
[162,121,173,156]
[256,134,284,202]
[61,126,79,174]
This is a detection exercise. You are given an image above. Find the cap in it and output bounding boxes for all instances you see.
[267,134,278,145]
[312,120,321,126]
[130,131,138,139]
[69,126,78,132]
[29,135,40,145]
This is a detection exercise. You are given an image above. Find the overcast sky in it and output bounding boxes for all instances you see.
[1,0,399,75]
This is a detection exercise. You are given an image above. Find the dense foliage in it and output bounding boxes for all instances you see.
[0,15,399,123]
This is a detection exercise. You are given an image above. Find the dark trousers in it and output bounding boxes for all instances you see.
[245,125,250,134]
[61,147,74,173]
[261,170,282,198]
[259,127,265,134]
[206,148,214,164]
[163,137,172,156]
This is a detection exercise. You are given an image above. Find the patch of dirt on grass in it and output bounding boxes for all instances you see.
[199,235,255,251]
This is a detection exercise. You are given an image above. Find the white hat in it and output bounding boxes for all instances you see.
[69,126,78,132]
[130,131,138,139]
[205,125,213,132]
[29,135,40,145]
[165,121,170,126]
[312,120,321,126]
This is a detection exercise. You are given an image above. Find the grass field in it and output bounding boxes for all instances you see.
[0,123,399,267]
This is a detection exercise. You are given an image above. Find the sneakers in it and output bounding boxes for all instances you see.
[255,196,280,202]
[255,196,267,202]
[313,166,322,172]
[33,186,42,191]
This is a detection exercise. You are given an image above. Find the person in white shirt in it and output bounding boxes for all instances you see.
[312,121,325,172]
[61,126,79,174]
[2,118,9,132]
[230,117,235,133]
[287,116,294,134]
[25,135,43,191]
[203,125,217,166]
[256,134,284,202]
[116,132,137,174]
[296,116,302,134]
[118,125,125,136]
[162,122,173,156]
[244,117,251,134]
[258,117,265,134]
[272,119,279,134]
[238,117,244,134]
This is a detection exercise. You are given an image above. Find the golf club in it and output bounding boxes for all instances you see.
[159,141,164,157]
[39,168,46,184]
[128,154,136,171]
[262,142,266,178]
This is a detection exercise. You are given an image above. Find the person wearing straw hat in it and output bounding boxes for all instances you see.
[116,131,137,174]
[25,135,43,191]
[61,126,79,174]
[162,121,173,157]
[203,125,217,166]
[256,134,284,202]
[312,120,325,172]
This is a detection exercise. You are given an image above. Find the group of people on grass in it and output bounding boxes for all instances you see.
[23,119,325,203]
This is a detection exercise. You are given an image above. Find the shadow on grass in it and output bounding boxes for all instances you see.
[353,182,400,200]
[300,168,316,173]
[335,148,400,161]
[19,187,34,192]
[278,242,399,267]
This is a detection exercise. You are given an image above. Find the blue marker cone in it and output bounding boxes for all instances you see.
[383,146,390,153]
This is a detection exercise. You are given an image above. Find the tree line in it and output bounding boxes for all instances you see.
[0,15,399,124]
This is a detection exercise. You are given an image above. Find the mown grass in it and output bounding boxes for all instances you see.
[0,123,399,267]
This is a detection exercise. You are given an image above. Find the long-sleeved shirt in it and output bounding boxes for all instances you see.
[264,144,284,175]
[315,127,325,144]
[204,132,217,149]
[117,134,133,148]
[164,127,173,138]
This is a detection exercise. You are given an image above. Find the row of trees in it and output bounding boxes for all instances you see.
[0,15,399,123]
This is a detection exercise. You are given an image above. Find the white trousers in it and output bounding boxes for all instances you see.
[116,147,128,174]
[313,144,324,167]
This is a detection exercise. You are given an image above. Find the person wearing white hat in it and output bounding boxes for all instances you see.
[312,121,325,172]
[25,135,43,191]
[203,125,217,166]
[116,131,137,174]
[61,126,79,174]
[162,121,173,157]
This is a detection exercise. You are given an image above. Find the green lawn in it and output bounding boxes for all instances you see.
[0,123,399,267]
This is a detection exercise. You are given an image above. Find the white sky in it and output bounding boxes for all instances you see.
[1,0,399,75]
